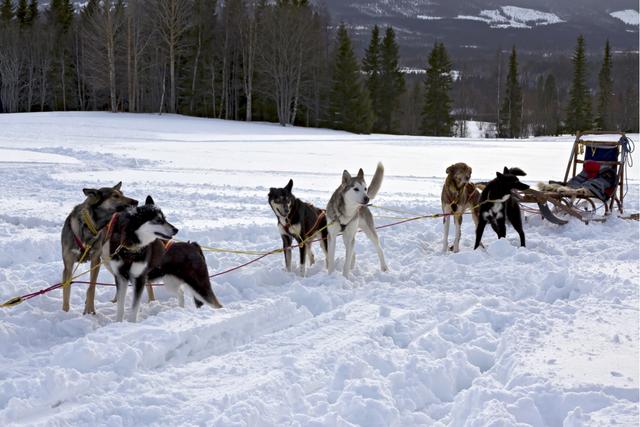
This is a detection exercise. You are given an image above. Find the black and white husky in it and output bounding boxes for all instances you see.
[147,241,223,311]
[474,167,530,250]
[326,162,388,277]
[268,179,328,276]
[103,196,221,322]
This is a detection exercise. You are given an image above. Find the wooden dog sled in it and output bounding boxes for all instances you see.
[515,131,635,225]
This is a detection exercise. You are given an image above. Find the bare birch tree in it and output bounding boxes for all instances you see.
[0,28,22,113]
[153,0,191,114]
[258,2,310,125]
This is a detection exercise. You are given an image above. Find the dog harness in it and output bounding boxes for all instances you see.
[283,209,326,245]
[72,209,105,252]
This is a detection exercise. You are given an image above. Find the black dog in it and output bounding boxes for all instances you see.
[147,241,223,311]
[474,167,529,249]
[268,179,328,276]
[103,195,179,322]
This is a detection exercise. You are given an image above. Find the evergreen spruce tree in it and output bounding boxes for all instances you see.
[378,26,405,133]
[533,75,545,135]
[421,41,453,136]
[1,0,14,23]
[498,46,523,138]
[543,74,559,135]
[566,35,592,133]
[16,0,27,26]
[595,39,613,130]
[47,0,75,110]
[362,25,381,129]
[328,24,374,134]
[27,0,37,24]
[49,0,73,31]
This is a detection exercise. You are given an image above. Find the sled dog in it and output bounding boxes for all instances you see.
[268,179,328,276]
[326,162,388,277]
[474,167,529,249]
[102,196,177,322]
[102,196,221,322]
[441,162,481,253]
[147,241,223,311]
[60,182,138,314]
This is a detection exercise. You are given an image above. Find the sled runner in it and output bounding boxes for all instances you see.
[516,131,634,224]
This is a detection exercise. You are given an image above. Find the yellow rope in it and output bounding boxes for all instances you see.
[81,208,99,236]
[172,239,269,256]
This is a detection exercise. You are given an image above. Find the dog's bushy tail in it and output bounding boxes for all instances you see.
[367,162,384,200]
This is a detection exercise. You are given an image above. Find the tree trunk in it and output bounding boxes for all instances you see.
[190,29,201,114]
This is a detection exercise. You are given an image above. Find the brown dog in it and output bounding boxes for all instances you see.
[441,163,481,253]
[61,182,142,314]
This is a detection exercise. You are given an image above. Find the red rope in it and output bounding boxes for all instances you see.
[2,212,471,306]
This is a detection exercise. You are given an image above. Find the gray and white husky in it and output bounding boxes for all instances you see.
[326,162,388,277]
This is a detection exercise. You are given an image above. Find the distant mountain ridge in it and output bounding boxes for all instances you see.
[322,0,639,57]
[46,0,639,58]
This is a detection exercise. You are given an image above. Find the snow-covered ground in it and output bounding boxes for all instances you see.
[0,112,638,426]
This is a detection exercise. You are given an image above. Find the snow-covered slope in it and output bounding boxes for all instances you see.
[610,9,640,26]
[456,6,564,29]
[0,113,638,426]
[323,0,639,54]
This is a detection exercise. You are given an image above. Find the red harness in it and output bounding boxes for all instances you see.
[105,212,119,240]
[73,212,120,252]
[283,209,326,239]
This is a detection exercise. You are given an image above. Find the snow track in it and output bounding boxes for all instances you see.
[0,113,638,426]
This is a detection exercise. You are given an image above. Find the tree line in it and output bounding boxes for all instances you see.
[494,36,635,138]
[0,0,637,136]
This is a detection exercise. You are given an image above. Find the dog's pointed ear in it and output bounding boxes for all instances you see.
[446,165,454,174]
[285,179,293,192]
[342,170,351,184]
[112,182,122,191]
[83,188,100,205]
[468,166,472,175]
[496,171,504,179]
[503,167,509,174]
[357,168,364,180]
[145,195,155,205]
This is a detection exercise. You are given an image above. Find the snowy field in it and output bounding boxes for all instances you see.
[0,112,638,426]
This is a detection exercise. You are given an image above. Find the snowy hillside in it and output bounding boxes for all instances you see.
[0,113,638,426]
[456,6,564,29]
[610,9,640,26]
[323,0,639,54]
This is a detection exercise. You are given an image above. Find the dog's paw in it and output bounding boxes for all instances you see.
[83,306,96,315]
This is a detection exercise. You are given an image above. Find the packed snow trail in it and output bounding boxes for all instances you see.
[0,113,638,426]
